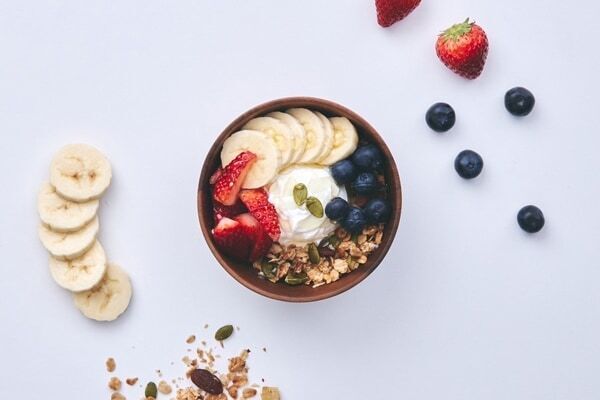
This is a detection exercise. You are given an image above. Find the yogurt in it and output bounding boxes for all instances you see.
[268,165,346,246]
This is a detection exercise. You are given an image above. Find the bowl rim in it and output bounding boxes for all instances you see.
[197,96,402,302]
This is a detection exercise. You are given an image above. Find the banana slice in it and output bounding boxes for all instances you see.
[286,109,327,164]
[319,117,359,165]
[243,117,295,167]
[221,130,281,189]
[39,216,99,260]
[266,111,306,164]
[73,263,132,322]
[50,144,112,202]
[314,111,335,163]
[38,182,99,233]
[49,240,107,292]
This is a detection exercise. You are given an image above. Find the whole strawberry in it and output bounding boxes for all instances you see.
[436,19,489,79]
[376,0,421,27]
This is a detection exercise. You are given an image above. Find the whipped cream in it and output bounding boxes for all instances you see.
[268,165,346,246]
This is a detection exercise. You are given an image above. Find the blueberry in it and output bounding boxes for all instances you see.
[454,150,483,179]
[330,159,358,185]
[352,145,383,171]
[351,172,377,194]
[517,205,545,233]
[341,207,367,234]
[325,197,350,220]
[505,87,535,116]
[364,198,391,223]
[426,102,456,132]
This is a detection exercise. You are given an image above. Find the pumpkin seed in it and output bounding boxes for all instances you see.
[145,382,158,398]
[293,183,308,206]
[308,243,320,264]
[305,197,324,218]
[284,272,308,286]
[261,260,277,279]
[214,325,234,341]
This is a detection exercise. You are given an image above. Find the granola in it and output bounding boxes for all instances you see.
[254,224,384,287]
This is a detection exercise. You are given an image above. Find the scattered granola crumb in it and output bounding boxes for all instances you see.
[108,377,122,391]
[243,388,258,398]
[106,357,116,373]
[262,347,267,353]
[261,387,280,400]
[125,377,138,386]
[176,388,200,400]
[204,324,209,329]
[186,335,196,344]
[158,380,172,395]
[111,392,126,400]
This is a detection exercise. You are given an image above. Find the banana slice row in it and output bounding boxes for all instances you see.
[221,109,359,189]
[37,144,132,322]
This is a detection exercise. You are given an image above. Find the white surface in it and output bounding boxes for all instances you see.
[1,1,600,398]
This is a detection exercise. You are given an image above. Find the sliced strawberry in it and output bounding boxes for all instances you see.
[213,199,247,224]
[235,213,273,262]
[212,217,252,261]
[239,188,270,212]
[209,168,223,185]
[376,0,421,27]
[250,204,280,241]
[213,151,257,206]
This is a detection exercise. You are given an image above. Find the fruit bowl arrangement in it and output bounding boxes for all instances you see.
[197,97,402,302]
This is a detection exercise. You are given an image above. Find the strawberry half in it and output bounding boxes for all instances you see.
[212,217,252,261]
[239,189,270,211]
[213,199,247,224]
[375,0,421,27]
[250,205,280,242]
[239,189,281,241]
[213,151,257,206]
[235,213,273,262]
[436,18,489,80]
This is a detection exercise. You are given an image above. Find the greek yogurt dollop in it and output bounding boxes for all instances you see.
[268,165,346,246]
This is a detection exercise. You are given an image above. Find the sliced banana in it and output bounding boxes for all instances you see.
[39,216,99,260]
[243,117,295,167]
[73,263,132,322]
[50,144,112,202]
[221,130,281,189]
[38,182,99,233]
[314,111,335,163]
[286,109,327,164]
[319,117,359,165]
[49,240,107,292]
[266,111,306,164]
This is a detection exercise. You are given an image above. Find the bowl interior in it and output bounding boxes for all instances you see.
[198,97,402,302]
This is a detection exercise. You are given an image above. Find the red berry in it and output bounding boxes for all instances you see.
[375,0,421,27]
[212,199,247,224]
[213,152,257,206]
[212,217,252,261]
[235,213,273,262]
[239,189,270,212]
[250,205,281,242]
[209,168,223,185]
[436,18,489,80]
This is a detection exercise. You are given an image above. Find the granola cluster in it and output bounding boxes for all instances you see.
[105,328,279,400]
[254,224,384,287]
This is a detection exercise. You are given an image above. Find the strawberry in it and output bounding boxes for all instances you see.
[375,0,421,27]
[209,168,223,185]
[213,151,257,206]
[235,213,273,262]
[239,189,281,241]
[239,189,270,211]
[250,205,280,242]
[436,19,489,80]
[212,217,252,261]
[212,199,247,224]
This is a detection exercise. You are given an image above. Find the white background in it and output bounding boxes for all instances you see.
[1,0,600,399]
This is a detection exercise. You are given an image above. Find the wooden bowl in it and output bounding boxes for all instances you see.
[197,97,402,302]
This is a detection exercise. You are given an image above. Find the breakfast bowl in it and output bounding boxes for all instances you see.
[197,97,402,302]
